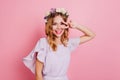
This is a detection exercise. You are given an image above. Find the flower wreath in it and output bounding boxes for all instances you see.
[44,8,69,23]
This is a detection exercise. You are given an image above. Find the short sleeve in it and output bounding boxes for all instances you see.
[68,37,80,52]
[22,38,47,74]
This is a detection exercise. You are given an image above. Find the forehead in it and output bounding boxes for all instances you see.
[53,15,64,23]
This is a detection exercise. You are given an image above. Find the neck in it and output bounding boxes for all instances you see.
[55,37,62,45]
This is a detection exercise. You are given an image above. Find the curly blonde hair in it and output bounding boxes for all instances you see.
[45,12,69,51]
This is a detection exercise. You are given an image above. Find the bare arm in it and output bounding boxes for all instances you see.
[75,24,96,44]
[67,20,96,44]
[35,57,44,80]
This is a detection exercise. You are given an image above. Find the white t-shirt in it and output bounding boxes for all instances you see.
[23,37,80,80]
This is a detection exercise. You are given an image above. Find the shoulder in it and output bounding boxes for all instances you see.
[66,37,80,52]
[38,37,47,43]
[38,37,46,41]
[68,37,80,44]
[37,37,48,48]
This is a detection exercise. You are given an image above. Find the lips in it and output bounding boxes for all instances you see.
[55,29,63,34]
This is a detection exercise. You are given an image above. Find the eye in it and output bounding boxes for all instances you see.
[53,23,57,25]
[61,22,64,25]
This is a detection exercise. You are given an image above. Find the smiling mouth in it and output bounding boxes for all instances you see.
[55,29,63,34]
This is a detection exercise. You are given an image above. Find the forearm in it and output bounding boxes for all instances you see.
[35,74,43,80]
[75,24,96,37]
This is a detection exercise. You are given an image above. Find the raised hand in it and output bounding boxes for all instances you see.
[67,19,79,29]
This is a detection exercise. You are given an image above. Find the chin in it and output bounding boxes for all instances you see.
[56,35,62,38]
[54,33,63,38]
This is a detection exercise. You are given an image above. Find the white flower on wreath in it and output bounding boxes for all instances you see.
[56,8,67,14]
[45,11,50,17]
[56,8,61,13]
[60,8,67,14]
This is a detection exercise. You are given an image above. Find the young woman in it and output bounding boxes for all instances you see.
[23,8,96,80]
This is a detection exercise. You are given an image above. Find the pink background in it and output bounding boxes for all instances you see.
[0,0,120,80]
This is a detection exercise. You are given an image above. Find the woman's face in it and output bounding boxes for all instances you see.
[52,15,67,38]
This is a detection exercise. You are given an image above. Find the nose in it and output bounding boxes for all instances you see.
[57,24,61,29]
